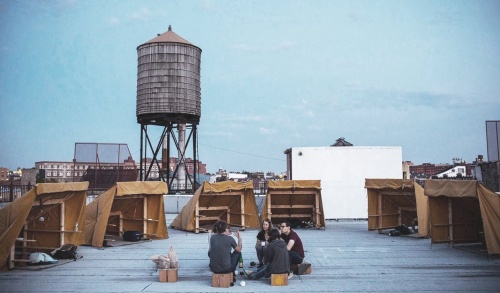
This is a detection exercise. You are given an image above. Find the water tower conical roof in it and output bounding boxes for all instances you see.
[140,25,199,49]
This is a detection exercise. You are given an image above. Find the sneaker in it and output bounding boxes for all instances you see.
[288,272,294,279]
[297,261,311,275]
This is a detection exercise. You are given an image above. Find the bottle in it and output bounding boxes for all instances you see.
[238,254,243,268]
[75,223,79,232]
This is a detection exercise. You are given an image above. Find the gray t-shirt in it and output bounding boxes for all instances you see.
[208,234,237,273]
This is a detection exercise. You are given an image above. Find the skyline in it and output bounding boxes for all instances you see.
[1,0,499,173]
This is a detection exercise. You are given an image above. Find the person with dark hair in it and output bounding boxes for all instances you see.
[255,218,273,268]
[208,220,242,286]
[280,221,311,275]
[243,228,290,280]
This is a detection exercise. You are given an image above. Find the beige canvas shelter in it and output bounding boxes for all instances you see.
[424,180,500,255]
[261,180,325,228]
[1,182,89,269]
[0,187,36,270]
[85,181,168,248]
[170,181,260,233]
[365,179,430,238]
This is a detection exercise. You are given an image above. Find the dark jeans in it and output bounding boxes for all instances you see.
[251,264,268,279]
[255,244,265,264]
[213,251,241,274]
[288,251,303,265]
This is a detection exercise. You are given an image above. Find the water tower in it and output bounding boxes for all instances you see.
[136,25,201,193]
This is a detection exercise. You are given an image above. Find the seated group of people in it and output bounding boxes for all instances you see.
[208,218,311,285]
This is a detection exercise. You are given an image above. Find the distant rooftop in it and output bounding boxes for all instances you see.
[331,137,353,147]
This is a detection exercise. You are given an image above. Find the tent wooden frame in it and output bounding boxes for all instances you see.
[365,179,429,237]
[424,180,500,255]
[261,180,325,228]
[5,182,89,269]
[85,181,168,248]
[170,181,260,233]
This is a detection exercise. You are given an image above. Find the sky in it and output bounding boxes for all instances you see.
[1,0,499,174]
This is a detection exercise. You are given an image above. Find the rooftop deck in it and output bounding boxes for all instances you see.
[1,215,499,292]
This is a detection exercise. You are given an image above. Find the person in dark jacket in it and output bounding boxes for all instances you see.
[244,228,290,280]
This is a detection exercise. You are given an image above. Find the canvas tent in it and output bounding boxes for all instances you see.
[0,188,36,270]
[170,181,260,233]
[85,181,168,248]
[365,179,429,238]
[261,180,325,228]
[424,180,500,255]
[1,182,89,269]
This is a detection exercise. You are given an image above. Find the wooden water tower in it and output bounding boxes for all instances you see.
[136,25,201,193]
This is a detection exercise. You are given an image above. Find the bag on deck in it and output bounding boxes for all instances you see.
[123,231,142,242]
[51,244,78,260]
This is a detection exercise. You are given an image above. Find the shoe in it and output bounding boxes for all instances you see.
[288,272,294,279]
[297,261,311,275]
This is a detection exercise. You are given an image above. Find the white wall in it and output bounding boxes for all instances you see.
[290,146,402,219]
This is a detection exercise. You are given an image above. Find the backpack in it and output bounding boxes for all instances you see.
[51,244,78,260]
[123,231,142,242]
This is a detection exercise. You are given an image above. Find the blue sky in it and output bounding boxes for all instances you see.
[1,0,499,174]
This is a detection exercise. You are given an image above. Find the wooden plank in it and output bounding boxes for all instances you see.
[240,193,245,231]
[198,206,229,211]
[60,201,65,246]
[15,239,37,242]
[195,200,200,234]
[268,190,318,195]
[24,230,82,233]
[271,204,315,209]
[267,193,272,221]
[448,198,453,247]
[270,214,313,218]
[199,216,220,221]
[315,193,320,227]
[121,218,159,222]
[143,196,148,236]
[377,193,382,232]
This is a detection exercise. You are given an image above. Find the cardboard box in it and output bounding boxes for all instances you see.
[159,268,178,282]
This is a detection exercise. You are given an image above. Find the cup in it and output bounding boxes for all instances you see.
[261,241,265,247]
[240,281,246,287]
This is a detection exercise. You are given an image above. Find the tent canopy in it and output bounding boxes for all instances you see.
[424,180,500,255]
[0,182,89,270]
[365,178,429,238]
[261,180,325,228]
[85,181,168,247]
[170,181,260,233]
[0,188,36,270]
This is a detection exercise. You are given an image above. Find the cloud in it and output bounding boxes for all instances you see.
[230,41,297,52]
[229,44,258,51]
[108,17,120,26]
[129,7,153,22]
[259,127,276,135]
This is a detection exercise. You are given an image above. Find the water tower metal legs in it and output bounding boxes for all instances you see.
[139,123,198,194]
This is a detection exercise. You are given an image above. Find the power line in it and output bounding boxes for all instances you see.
[200,143,285,161]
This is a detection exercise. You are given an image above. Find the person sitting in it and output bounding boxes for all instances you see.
[279,221,311,275]
[255,218,273,268]
[244,228,290,280]
[208,220,242,286]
